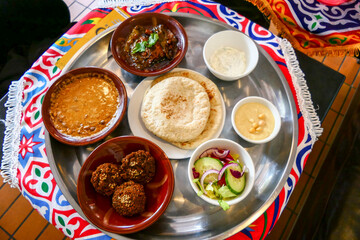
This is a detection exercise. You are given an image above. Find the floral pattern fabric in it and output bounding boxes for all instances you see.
[247,0,360,56]
[16,1,315,239]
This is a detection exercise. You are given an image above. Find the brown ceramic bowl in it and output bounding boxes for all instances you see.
[76,136,174,234]
[42,67,127,146]
[111,12,188,77]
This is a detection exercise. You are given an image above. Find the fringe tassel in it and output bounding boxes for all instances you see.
[278,38,323,144]
[96,0,187,8]
[300,44,360,57]
[1,79,24,188]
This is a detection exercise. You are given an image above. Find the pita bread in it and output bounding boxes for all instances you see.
[141,76,210,142]
[150,69,224,149]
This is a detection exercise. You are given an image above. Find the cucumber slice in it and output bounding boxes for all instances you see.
[194,157,223,183]
[225,164,246,195]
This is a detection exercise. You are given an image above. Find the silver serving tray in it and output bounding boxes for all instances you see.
[46,13,298,239]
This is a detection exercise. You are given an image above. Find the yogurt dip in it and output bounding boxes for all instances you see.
[210,46,246,77]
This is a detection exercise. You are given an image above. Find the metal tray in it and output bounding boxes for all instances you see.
[46,13,298,239]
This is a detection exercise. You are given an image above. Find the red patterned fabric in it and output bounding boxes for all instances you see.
[12,1,317,239]
[246,0,360,56]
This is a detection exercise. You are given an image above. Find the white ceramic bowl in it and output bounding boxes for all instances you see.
[188,138,255,207]
[203,30,259,81]
[231,96,281,144]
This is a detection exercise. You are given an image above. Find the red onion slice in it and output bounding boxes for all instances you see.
[200,169,220,195]
[223,157,233,164]
[199,148,219,158]
[147,174,168,189]
[213,149,230,158]
[140,211,154,218]
[217,163,238,181]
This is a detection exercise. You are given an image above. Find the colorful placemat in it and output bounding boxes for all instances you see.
[1,0,322,239]
[245,0,360,56]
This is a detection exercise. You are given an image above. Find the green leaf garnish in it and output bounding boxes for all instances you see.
[131,32,159,54]
[205,183,217,199]
[148,32,159,47]
[132,41,147,53]
[218,200,230,211]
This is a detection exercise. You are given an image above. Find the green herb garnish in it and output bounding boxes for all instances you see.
[132,41,147,53]
[148,32,159,47]
[132,32,159,54]
[218,199,230,211]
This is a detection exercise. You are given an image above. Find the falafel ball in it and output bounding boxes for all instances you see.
[121,150,156,184]
[112,181,146,216]
[90,163,122,196]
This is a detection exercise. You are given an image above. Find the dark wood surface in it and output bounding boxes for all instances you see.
[290,79,360,240]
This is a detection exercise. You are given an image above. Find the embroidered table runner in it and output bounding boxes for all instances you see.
[1,0,322,239]
[246,0,360,56]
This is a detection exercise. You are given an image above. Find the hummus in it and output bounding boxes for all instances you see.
[234,102,275,140]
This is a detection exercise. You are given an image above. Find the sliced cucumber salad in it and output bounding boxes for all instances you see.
[192,148,247,211]
[194,157,223,183]
[225,164,246,195]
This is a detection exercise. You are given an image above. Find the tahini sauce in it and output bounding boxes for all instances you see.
[210,46,246,77]
[234,102,275,140]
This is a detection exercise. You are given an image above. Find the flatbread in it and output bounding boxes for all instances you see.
[150,69,224,149]
[141,76,211,142]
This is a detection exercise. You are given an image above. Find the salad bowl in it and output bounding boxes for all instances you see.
[188,138,255,210]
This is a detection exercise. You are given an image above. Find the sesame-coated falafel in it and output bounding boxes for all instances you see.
[121,150,156,184]
[112,181,146,216]
[90,163,122,196]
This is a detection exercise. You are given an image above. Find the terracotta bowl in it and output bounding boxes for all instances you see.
[77,136,174,234]
[111,12,188,77]
[42,67,127,146]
